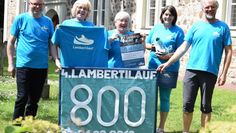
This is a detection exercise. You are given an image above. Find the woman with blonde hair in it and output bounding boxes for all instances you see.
[108,11,133,68]
[51,0,95,69]
[62,0,94,26]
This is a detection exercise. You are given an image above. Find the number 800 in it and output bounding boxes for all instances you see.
[70,84,146,127]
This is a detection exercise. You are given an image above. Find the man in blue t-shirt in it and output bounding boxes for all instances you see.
[7,0,54,120]
[157,0,232,132]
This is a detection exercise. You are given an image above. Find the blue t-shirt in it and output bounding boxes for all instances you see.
[10,13,54,68]
[185,20,232,75]
[61,19,94,27]
[146,24,184,72]
[51,25,110,67]
[108,29,134,68]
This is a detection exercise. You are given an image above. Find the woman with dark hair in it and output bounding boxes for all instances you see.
[145,5,185,133]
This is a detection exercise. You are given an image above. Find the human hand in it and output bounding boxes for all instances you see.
[139,33,147,43]
[156,63,169,73]
[109,34,120,43]
[217,74,226,86]
[8,64,15,78]
[55,58,62,70]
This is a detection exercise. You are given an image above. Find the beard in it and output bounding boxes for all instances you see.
[205,14,215,20]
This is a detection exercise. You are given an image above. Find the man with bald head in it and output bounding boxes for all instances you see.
[7,0,54,120]
[157,0,232,132]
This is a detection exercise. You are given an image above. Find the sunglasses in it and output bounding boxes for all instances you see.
[29,2,44,6]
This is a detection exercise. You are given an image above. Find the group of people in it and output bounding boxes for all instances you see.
[6,0,232,133]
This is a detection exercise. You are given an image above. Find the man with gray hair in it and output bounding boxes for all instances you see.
[157,0,232,132]
[7,0,54,120]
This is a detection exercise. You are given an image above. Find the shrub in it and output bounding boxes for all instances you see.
[5,116,61,133]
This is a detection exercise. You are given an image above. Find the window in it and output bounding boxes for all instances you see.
[145,0,166,28]
[24,0,28,12]
[227,0,236,27]
[146,0,156,27]
[91,0,107,26]
[93,0,98,24]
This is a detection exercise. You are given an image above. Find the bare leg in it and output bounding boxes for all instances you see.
[158,112,168,130]
[183,112,193,132]
[201,113,211,128]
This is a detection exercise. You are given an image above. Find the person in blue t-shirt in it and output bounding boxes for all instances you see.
[51,0,95,69]
[61,0,94,27]
[108,11,134,68]
[6,0,54,120]
[108,11,146,68]
[158,0,232,132]
[145,5,184,133]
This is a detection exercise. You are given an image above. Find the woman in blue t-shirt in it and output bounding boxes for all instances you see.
[145,5,184,133]
[51,0,94,69]
[61,0,94,27]
[108,11,134,68]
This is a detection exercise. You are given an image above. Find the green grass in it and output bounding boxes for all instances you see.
[0,59,59,132]
[0,59,236,132]
[163,81,236,133]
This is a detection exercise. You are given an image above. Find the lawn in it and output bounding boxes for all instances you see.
[0,59,236,132]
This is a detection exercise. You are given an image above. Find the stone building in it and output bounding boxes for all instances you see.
[1,0,235,86]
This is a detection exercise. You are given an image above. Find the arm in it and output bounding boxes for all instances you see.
[217,45,232,86]
[157,53,174,61]
[7,35,16,77]
[50,44,61,69]
[145,43,155,50]
[157,41,190,73]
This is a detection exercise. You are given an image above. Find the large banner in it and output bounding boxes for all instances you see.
[60,68,157,133]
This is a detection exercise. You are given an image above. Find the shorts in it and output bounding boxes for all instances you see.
[183,70,217,113]
[157,71,178,89]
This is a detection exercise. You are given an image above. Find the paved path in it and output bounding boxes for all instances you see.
[216,83,236,91]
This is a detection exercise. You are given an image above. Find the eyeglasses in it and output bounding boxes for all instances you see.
[77,6,89,11]
[29,2,44,7]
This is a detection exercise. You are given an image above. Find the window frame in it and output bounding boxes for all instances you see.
[90,0,108,26]
[145,0,167,28]
[226,0,236,29]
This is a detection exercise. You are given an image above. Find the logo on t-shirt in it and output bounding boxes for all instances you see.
[41,26,49,31]
[73,35,94,45]
[73,35,94,50]
[213,31,220,38]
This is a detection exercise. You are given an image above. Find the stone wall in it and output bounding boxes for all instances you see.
[5,1,16,42]
[226,38,236,85]
[108,0,136,30]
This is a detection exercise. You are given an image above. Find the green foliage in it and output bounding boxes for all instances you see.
[5,116,61,133]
